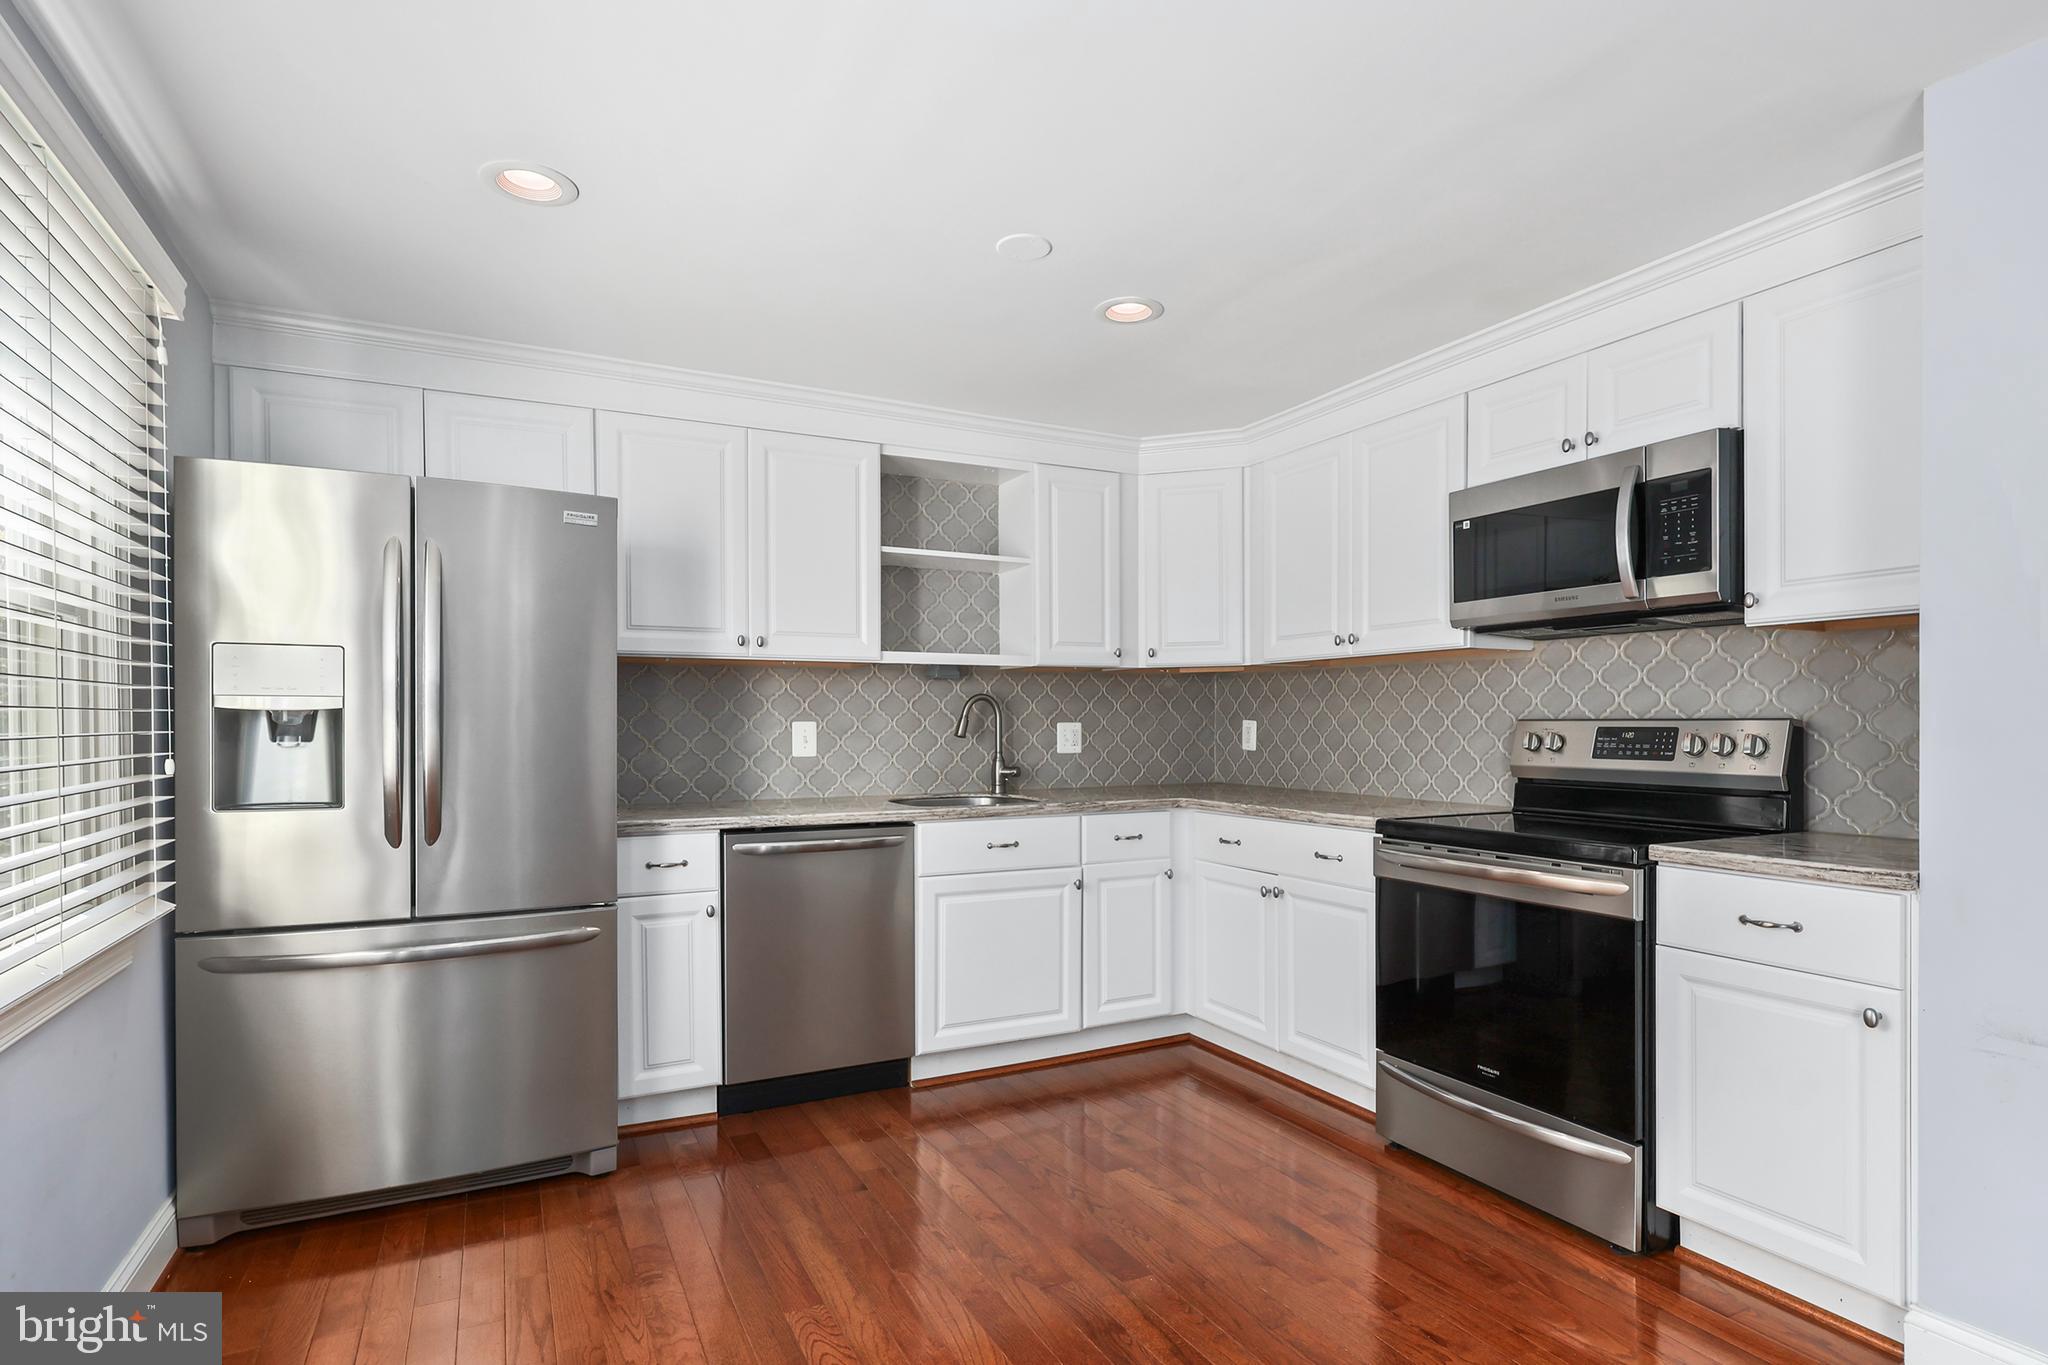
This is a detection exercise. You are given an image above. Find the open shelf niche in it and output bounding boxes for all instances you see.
[878,451,1036,667]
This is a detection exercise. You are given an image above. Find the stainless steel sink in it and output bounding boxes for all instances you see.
[888,793,1042,809]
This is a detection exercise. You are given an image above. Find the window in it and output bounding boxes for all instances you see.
[0,82,172,1012]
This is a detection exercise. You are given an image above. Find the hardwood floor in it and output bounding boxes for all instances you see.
[160,1043,1896,1364]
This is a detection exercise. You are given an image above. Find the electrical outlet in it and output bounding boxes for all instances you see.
[1056,722,1084,754]
[1240,719,1258,751]
[790,720,818,758]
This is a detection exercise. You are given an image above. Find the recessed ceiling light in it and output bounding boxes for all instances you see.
[995,233,1053,261]
[480,161,579,206]
[1099,296,1164,324]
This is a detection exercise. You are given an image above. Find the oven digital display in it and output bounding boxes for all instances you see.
[1592,725,1678,761]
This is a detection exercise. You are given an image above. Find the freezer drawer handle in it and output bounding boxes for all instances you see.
[728,835,909,856]
[422,538,445,845]
[1379,1062,1632,1165]
[380,537,404,849]
[196,926,602,974]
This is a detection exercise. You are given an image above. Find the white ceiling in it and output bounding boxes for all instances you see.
[25,1,2048,437]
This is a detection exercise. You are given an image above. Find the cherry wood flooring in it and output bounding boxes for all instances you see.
[160,1043,1895,1364]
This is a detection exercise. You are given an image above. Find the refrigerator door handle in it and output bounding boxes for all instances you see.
[196,925,602,974]
[422,538,444,845]
[381,537,405,849]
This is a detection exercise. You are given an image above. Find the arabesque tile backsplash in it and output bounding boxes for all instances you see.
[620,624,1919,837]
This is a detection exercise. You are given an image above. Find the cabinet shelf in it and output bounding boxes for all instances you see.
[880,545,1030,574]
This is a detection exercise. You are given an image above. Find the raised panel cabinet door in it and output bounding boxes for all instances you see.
[225,367,425,474]
[1584,303,1741,452]
[1253,437,1352,662]
[747,431,881,660]
[1742,241,1922,625]
[1276,876,1375,1087]
[597,412,749,656]
[1139,469,1244,666]
[917,868,1083,1054]
[1356,396,1467,655]
[1466,354,1589,486]
[1035,465,1121,665]
[1655,947,1904,1303]
[1082,859,1173,1028]
[424,391,596,492]
[618,893,724,1097]
[1189,861,1279,1047]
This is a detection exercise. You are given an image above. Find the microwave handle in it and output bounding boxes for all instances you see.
[1614,464,1642,601]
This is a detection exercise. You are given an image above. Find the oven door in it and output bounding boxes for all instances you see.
[1448,447,1645,632]
[1374,841,1646,1142]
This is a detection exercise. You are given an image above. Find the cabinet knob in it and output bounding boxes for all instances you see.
[704,904,717,918]
[1334,634,1344,646]
[1147,647,1157,658]
[1260,886,1271,899]
[1561,437,1576,453]
[1347,632,1359,645]
[1863,1008,1883,1029]
[1164,867,1173,880]
[1272,885,1284,897]
[1113,647,1122,658]
[1074,878,1083,890]
[756,635,767,648]
[737,634,746,646]
[1584,430,1599,447]
[1742,592,1760,609]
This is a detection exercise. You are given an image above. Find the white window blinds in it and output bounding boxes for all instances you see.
[0,82,171,1011]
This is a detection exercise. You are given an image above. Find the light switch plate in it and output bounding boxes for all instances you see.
[791,720,818,758]
[1240,719,1258,751]
[1056,722,1083,754]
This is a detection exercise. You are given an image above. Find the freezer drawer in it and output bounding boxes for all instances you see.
[174,907,617,1239]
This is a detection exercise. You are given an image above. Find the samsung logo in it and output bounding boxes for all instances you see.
[1551,593,1580,603]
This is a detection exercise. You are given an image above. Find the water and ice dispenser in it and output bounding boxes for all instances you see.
[211,643,346,809]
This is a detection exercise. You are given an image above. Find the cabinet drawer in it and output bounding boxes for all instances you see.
[917,815,1082,877]
[1656,865,1904,988]
[1082,811,1172,863]
[1185,813,1377,890]
[618,831,720,897]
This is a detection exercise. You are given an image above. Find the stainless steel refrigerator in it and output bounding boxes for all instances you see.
[170,457,619,1248]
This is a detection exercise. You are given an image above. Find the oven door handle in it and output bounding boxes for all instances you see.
[1377,850,1631,898]
[1614,463,1643,602]
[1380,1062,1633,1165]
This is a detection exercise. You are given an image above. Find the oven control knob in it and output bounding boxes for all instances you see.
[1544,732,1567,754]
[1712,733,1739,758]
[1682,732,1708,758]
[1743,734,1771,759]
[1522,732,1544,753]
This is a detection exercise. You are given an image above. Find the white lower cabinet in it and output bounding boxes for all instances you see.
[1082,858,1173,1028]
[1189,861,1279,1047]
[1276,877,1376,1086]
[618,891,724,1097]
[918,866,1082,1053]
[1656,945,1906,1304]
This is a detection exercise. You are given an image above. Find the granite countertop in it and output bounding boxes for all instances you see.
[619,783,1501,835]
[1649,832,1920,892]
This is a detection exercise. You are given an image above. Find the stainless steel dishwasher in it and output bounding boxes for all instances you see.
[720,825,915,1113]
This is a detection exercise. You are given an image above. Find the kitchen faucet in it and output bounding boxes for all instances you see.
[954,692,1020,797]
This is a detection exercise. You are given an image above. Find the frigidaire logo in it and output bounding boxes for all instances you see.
[4,1293,219,1361]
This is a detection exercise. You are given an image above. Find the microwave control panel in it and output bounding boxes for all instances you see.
[1643,470,1713,577]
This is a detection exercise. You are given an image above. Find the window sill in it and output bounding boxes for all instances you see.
[0,903,170,1056]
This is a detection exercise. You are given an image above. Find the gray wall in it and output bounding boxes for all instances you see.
[1918,36,2048,1354]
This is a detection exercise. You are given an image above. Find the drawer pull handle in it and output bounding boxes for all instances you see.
[1737,914,1803,933]
[987,840,1021,850]
[1313,851,1343,862]
[644,859,690,869]
[1218,837,1242,846]
[1113,833,1144,842]
[1862,1007,1883,1029]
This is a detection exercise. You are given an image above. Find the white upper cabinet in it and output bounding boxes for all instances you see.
[1252,436,1353,662]
[1466,355,1588,485]
[424,391,595,492]
[1741,241,1922,625]
[1035,465,1121,666]
[1355,396,1467,655]
[225,368,424,474]
[1276,877,1375,1087]
[1136,469,1243,667]
[1584,305,1741,453]
[1082,859,1174,1028]
[597,413,750,657]
[747,431,881,660]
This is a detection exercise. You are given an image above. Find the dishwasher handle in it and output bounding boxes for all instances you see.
[728,834,909,857]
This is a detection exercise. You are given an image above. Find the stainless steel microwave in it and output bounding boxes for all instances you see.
[1448,429,1742,638]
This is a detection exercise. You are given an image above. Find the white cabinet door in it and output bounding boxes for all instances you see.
[1656,947,1905,1303]
[225,368,424,474]
[1252,437,1353,662]
[1276,876,1375,1086]
[424,391,595,492]
[1138,469,1243,667]
[1584,304,1741,453]
[1466,355,1588,485]
[1082,859,1173,1028]
[1189,861,1278,1047]
[1035,465,1121,666]
[597,413,750,657]
[747,431,881,660]
[618,893,724,1097]
[918,867,1082,1054]
[1355,396,1466,655]
[1742,241,1922,625]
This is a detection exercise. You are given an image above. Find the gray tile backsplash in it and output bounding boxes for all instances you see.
[620,623,1919,837]
[879,472,1006,655]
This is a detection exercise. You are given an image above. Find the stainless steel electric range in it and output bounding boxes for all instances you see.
[1372,717,1805,1252]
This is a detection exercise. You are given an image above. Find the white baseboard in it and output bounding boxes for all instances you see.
[909,1017,1187,1082]
[1679,1223,1902,1341]
[104,1198,176,1293]
[1181,1018,1376,1113]
[617,1087,717,1128]
[1906,1309,2048,1365]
